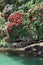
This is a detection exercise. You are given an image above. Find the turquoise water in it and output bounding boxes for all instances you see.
[0,54,43,65]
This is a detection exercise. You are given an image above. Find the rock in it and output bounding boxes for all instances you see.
[38,51,41,55]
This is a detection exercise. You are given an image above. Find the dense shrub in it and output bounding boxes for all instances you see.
[6,12,29,42]
[0,0,43,43]
[6,4,43,42]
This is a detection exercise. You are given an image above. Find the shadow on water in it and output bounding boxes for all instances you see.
[7,54,43,65]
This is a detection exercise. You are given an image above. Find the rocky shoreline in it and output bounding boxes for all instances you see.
[0,42,43,57]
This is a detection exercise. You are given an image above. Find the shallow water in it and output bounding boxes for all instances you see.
[0,53,43,65]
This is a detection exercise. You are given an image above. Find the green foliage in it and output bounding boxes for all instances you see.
[0,0,43,43]
[0,16,6,27]
[28,4,43,40]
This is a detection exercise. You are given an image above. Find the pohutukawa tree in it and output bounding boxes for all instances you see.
[5,4,43,42]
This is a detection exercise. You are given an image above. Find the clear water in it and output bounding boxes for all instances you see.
[0,53,43,65]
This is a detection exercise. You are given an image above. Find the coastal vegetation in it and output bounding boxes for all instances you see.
[0,0,43,56]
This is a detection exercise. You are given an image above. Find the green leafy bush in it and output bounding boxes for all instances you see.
[0,16,6,27]
[0,0,43,43]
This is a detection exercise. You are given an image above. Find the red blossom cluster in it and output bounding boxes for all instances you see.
[7,22,13,30]
[7,12,24,30]
[36,7,43,17]
[29,6,43,22]
[38,7,43,11]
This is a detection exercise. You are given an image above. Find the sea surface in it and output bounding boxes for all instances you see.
[0,53,43,65]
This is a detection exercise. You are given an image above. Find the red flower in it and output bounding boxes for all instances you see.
[38,13,43,17]
[12,22,17,26]
[38,7,43,11]
[8,12,24,23]
[7,22,13,30]
[16,23,19,26]
[39,14,43,16]
[7,12,24,30]
[17,19,22,24]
